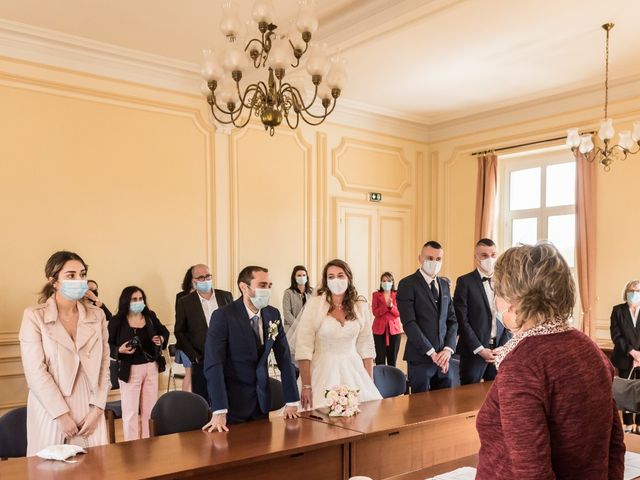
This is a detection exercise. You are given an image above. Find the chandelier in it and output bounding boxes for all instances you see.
[200,0,347,136]
[566,23,640,171]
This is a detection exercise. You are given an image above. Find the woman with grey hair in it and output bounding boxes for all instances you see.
[610,279,640,432]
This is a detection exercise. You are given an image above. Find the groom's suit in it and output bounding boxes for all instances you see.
[204,298,299,423]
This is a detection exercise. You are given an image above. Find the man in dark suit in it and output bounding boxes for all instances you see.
[174,264,233,402]
[397,241,458,393]
[454,238,511,385]
[202,266,299,432]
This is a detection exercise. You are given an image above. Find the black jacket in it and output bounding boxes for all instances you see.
[174,289,233,363]
[610,302,640,372]
[397,270,458,363]
[108,309,169,382]
[454,269,510,355]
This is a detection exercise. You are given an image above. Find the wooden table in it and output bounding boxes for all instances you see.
[0,416,362,480]
[303,382,492,479]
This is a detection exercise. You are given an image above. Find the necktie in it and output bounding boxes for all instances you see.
[251,315,261,341]
[430,280,439,303]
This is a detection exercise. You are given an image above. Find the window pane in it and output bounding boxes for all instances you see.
[548,214,576,267]
[546,162,576,207]
[510,168,541,211]
[512,218,537,246]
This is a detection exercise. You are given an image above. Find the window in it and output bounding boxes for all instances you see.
[499,146,576,267]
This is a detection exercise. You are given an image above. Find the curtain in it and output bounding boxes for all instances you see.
[474,153,498,241]
[574,147,597,337]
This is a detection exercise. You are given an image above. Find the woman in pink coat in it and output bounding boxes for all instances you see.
[19,251,110,455]
[371,272,403,367]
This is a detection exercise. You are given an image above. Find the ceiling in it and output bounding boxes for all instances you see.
[0,0,639,128]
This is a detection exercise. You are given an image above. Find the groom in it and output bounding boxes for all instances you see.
[202,266,300,432]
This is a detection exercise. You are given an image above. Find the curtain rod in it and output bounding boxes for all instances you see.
[471,131,596,156]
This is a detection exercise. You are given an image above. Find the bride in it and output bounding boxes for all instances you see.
[292,259,382,410]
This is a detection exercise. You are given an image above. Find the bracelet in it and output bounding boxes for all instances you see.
[302,385,312,389]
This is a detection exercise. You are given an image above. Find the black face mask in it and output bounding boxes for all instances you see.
[90,289,99,297]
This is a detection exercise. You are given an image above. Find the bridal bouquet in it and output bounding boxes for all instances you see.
[324,385,360,417]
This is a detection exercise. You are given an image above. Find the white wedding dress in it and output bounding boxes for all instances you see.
[292,296,382,410]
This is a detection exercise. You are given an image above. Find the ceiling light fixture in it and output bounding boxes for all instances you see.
[200,0,347,136]
[566,23,640,171]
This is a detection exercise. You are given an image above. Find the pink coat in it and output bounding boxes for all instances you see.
[371,291,402,345]
[20,297,110,453]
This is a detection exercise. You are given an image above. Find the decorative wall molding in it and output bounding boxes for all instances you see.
[331,138,411,197]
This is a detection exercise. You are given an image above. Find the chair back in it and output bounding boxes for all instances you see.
[269,377,285,411]
[149,391,209,436]
[0,406,27,459]
[373,365,407,398]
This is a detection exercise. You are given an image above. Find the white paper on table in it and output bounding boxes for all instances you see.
[427,466,477,480]
[625,451,640,480]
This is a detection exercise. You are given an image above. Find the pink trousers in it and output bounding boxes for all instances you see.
[118,362,158,441]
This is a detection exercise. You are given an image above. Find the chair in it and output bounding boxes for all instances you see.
[373,365,407,398]
[104,400,122,444]
[0,406,27,459]
[166,344,185,393]
[149,391,210,437]
[269,377,285,411]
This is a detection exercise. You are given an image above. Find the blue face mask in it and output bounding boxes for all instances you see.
[195,280,212,293]
[628,291,640,305]
[129,301,145,314]
[381,281,393,291]
[295,275,307,286]
[60,280,88,301]
[249,288,271,310]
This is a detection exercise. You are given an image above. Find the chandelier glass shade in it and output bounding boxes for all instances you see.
[200,0,347,136]
[566,23,640,171]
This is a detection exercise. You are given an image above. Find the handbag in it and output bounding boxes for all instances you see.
[613,368,640,413]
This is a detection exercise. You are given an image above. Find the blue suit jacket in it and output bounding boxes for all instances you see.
[397,270,458,364]
[204,298,299,419]
[453,269,510,355]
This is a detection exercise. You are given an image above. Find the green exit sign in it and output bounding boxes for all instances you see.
[369,192,382,202]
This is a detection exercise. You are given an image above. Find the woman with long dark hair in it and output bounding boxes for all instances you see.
[282,265,313,331]
[294,259,381,409]
[372,272,402,366]
[173,266,195,392]
[20,251,109,455]
[108,286,169,441]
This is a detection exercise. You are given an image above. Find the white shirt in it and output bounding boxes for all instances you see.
[212,301,298,415]
[474,269,497,355]
[198,291,219,327]
[631,306,640,328]
[418,269,453,357]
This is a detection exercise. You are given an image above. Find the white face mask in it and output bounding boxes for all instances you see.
[249,288,271,310]
[422,260,442,277]
[327,278,349,295]
[479,257,497,275]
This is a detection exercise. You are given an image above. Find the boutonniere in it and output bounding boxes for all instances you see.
[267,319,280,341]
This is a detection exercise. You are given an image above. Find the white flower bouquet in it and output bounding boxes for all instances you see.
[324,385,360,417]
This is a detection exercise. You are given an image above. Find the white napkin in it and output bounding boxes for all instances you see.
[36,444,87,462]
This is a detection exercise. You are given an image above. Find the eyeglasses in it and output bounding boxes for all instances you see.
[194,275,212,281]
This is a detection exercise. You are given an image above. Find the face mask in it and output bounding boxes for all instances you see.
[195,280,212,293]
[295,275,308,286]
[249,288,271,310]
[327,278,349,295]
[479,257,497,274]
[628,291,640,305]
[129,301,145,314]
[422,260,442,277]
[381,281,393,292]
[59,280,89,301]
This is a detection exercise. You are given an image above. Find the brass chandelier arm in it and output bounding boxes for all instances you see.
[280,82,320,113]
[288,39,309,68]
[235,81,268,109]
[296,102,337,126]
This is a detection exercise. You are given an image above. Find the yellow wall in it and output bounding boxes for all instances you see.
[0,57,429,411]
[428,97,640,345]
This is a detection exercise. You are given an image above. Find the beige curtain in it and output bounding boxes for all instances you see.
[474,153,498,241]
[574,148,597,337]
